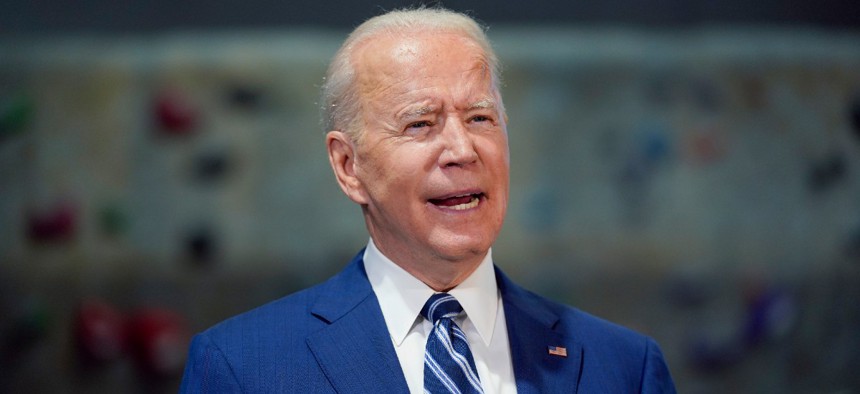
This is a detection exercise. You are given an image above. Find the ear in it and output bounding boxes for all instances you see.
[326,131,369,205]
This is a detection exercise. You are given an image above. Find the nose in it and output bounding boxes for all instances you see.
[439,117,478,167]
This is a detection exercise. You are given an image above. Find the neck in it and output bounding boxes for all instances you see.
[369,238,486,292]
[406,260,482,292]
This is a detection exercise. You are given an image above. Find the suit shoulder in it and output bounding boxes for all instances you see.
[197,254,368,346]
[512,285,654,352]
[200,282,322,343]
[183,280,342,393]
[546,298,677,392]
[567,299,650,345]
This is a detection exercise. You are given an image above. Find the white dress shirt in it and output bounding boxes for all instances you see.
[363,238,517,394]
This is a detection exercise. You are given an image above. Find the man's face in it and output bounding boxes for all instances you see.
[346,31,510,269]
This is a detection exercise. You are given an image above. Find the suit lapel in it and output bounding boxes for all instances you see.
[496,268,583,394]
[306,254,409,393]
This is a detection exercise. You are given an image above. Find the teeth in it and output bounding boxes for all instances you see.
[445,196,479,211]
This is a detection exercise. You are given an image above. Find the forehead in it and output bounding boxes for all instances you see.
[353,32,492,96]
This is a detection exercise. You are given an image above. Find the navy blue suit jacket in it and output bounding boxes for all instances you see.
[180,252,676,393]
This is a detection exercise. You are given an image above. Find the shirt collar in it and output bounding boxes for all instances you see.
[363,238,499,347]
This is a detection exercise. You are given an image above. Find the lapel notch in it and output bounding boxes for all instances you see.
[496,267,583,394]
[306,254,409,393]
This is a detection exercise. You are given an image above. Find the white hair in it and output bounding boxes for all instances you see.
[320,7,503,141]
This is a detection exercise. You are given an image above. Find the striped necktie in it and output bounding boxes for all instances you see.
[421,293,483,394]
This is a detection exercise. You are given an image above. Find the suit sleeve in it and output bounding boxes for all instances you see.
[180,333,243,393]
[639,338,677,394]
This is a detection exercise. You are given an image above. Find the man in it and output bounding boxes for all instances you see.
[181,7,676,393]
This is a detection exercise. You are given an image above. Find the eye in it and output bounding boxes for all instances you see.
[469,114,494,124]
[406,120,433,130]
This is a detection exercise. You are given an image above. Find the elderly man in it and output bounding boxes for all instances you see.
[181,7,676,393]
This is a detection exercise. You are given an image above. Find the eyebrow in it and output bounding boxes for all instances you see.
[399,105,438,120]
[467,97,496,111]
[397,97,497,120]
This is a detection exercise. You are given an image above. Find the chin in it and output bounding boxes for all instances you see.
[429,232,495,263]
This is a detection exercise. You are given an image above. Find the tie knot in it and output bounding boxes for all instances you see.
[421,293,463,324]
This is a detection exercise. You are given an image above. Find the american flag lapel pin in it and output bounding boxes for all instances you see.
[548,345,567,357]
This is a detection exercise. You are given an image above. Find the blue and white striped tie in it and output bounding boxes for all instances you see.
[421,293,483,394]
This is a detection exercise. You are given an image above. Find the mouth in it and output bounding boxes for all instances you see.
[428,192,484,211]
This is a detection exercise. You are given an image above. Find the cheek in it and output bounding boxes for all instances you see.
[481,137,510,171]
[354,149,389,198]
[356,150,414,201]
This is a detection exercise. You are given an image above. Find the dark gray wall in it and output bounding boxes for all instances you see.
[4,0,860,35]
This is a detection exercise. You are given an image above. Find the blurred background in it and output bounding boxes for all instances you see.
[1,1,859,392]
